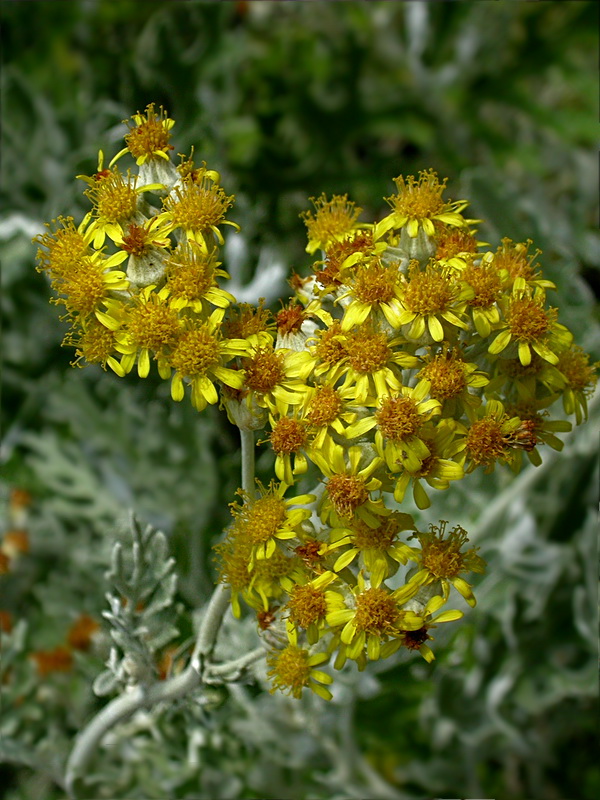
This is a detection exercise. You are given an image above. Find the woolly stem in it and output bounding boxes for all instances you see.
[240,427,256,498]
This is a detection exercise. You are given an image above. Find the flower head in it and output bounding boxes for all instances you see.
[378,170,468,239]
[267,644,333,700]
[301,193,364,254]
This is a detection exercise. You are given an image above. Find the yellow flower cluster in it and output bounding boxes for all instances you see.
[35,104,245,411]
[36,106,597,702]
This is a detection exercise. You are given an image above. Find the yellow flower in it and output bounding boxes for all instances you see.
[434,223,481,267]
[215,528,303,617]
[493,238,556,294]
[313,231,386,294]
[392,420,464,509]
[65,317,125,377]
[115,286,181,378]
[415,345,488,422]
[162,175,238,251]
[284,570,338,645]
[299,381,358,451]
[167,311,248,411]
[407,520,485,607]
[396,260,471,342]
[267,643,333,700]
[345,384,441,473]
[336,324,420,405]
[460,253,503,338]
[222,300,275,349]
[456,399,535,474]
[84,168,162,248]
[265,412,310,485]
[34,214,97,275]
[556,345,599,424]
[240,343,313,415]
[112,103,176,166]
[376,170,469,240]
[325,572,424,662]
[488,289,572,366]
[325,512,419,588]
[337,258,404,330]
[228,481,314,563]
[310,443,387,528]
[34,215,129,322]
[505,398,572,468]
[486,351,565,401]
[164,240,235,313]
[301,193,364,255]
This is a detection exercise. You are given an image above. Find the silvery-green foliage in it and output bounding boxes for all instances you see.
[94,515,179,694]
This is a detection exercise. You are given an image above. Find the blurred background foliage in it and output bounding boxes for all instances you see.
[1,1,598,799]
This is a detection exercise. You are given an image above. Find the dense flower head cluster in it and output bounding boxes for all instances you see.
[36,105,597,701]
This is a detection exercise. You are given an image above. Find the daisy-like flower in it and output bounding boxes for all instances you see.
[486,351,566,402]
[34,214,130,321]
[111,103,175,167]
[556,345,599,424]
[300,193,365,255]
[228,481,315,563]
[34,214,97,275]
[307,320,349,382]
[267,642,333,700]
[83,167,163,249]
[460,252,503,338]
[314,231,386,295]
[396,260,471,343]
[115,285,181,378]
[505,398,572,468]
[162,174,238,251]
[407,520,485,607]
[113,217,172,288]
[345,384,441,473]
[337,324,420,404]
[456,399,535,474]
[215,528,303,617]
[392,420,464,509]
[265,411,310,485]
[240,342,313,416]
[434,223,481,268]
[310,443,387,528]
[65,317,125,377]
[222,300,275,349]
[325,572,425,662]
[376,170,469,240]
[337,257,404,330]
[164,240,235,313]
[493,238,556,294]
[488,288,572,366]
[415,345,488,422]
[300,381,358,451]
[167,311,249,410]
[284,570,338,645]
[324,511,419,588]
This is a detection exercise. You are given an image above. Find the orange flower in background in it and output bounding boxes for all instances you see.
[31,646,73,677]
[67,615,100,652]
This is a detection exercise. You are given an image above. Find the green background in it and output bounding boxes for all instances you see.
[1,2,598,799]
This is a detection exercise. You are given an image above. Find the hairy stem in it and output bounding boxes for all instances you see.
[240,427,256,498]
[65,423,264,798]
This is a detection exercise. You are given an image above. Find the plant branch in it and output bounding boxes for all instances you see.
[65,422,265,797]
[240,427,256,498]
